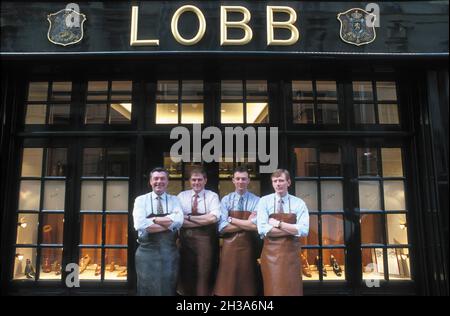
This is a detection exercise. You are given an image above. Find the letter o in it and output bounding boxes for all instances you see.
[171,5,206,46]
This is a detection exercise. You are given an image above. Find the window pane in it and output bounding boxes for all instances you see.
[25,104,46,124]
[321,181,343,212]
[19,180,41,211]
[106,181,129,211]
[182,81,203,101]
[41,213,64,244]
[181,103,204,124]
[382,148,403,177]
[362,248,385,280]
[51,82,71,101]
[16,214,39,245]
[387,213,408,245]
[378,104,399,124]
[320,146,341,176]
[80,214,102,245]
[28,82,48,101]
[48,105,70,124]
[353,81,373,100]
[247,181,260,196]
[46,148,67,177]
[293,103,314,124]
[361,214,384,244]
[87,81,108,101]
[247,80,267,101]
[157,81,178,101]
[323,248,345,280]
[316,81,337,100]
[359,181,381,211]
[322,215,344,245]
[317,103,339,124]
[156,103,178,124]
[219,180,235,199]
[111,81,132,101]
[85,104,107,124]
[79,248,101,280]
[384,181,406,211]
[107,148,129,177]
[39,248,63,279]
[83,148,104,177]
[292,81,313,101]
[167,181,182,196]
[43,181,65,211]
[221,103,243,123]
[354,104,376,124]
[80,181,103,211]
[110,103,132,123]
[300,214,318,246]
[105,248,128,280]
[377,82,397,101]
[221,80,243,100]
[300,249,319,280]
[296,181,318,212]
[247,102,269,123]
[388,248,411,279]
[105,215,128,245]
[22,148,43,177]
[357,148,379,177]
[294,148,317,177]
[13,248,37,280]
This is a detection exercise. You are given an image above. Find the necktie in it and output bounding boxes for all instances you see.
[156,196,164,214]
[277,198,284,214]
[192,194,199,214]
[237,196,244,211]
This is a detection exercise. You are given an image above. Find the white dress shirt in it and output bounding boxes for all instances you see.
[132,191,184,237]
[177,189,221,220]
[218,191,260,232]
[256,193,309,238]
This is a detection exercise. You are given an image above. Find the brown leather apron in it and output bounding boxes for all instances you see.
[260,213,303,296]
[214,210,259,296]
[178,214,219,296]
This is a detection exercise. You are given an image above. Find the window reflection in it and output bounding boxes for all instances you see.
[378,104,399,124]
[322,215,344,245]
[22,148,43,177]
[296,181,318,211]
[384,181,406,210]
[25,104,46,124]
[357,148,379,177]
[16,214,39,245]
[382,148,403,177]
[377,82,397,101]
[361,214,384,244]
[294,148,317,177]
[353,81,373,101]
[362,248,385,280]
[28,82,48,101]
[387,214,408,245]
[388,248,410,279]
[39,248,63,280]
[41,213,64,244]
[221,103,244,124]
[359,181,381,211]
[19,180,41,211]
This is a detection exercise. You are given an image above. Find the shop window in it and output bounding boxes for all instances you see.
[292,80,339,125]
[163,152,203,194]
[358,147,411,280]
[79,148,129,281]
[85,81,132,124]
[25,82,72,125]
[295,145,345,281]
[14,148,67,280]
[221,80,269,124]
[156,80,204,124]
[353,81,400,125]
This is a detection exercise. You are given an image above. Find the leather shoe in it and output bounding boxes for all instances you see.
[315,256,327,277]
[300,254,312,278]
[330,254,343,277]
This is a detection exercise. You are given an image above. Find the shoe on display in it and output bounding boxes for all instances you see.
[330,254,343,277]
[95,264,101,276]
[117,268,127,277]
[79,254,91,274]
[315,255,327,277]
[24,259,36,279]
[108,261,115,272]
[42,257,52,273]
[300,253,312,278]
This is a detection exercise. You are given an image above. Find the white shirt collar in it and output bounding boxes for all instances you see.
[191,189,205,198]
[275,193,289,202]
[151,191,167,200]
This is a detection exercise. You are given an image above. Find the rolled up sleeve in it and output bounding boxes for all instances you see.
[256,198,274,238]
[295,201,309,237]
[167,196,184,231]
[218,196,230,232]
[209,193,221,221]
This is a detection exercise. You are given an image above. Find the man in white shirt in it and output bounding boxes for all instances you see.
[133,167,184,296]
[214,166,261,296]
[177,167,220,296]
[256,169,309,296]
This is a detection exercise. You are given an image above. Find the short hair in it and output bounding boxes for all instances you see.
[149,167,169,179]
[271,169,291,181]
[233,165,249,177]
[189,166,207,179]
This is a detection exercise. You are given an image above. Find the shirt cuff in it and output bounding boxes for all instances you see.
[263,225,275,237]
[218,220,229,232]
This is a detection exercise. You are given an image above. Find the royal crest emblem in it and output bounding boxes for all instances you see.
[337,8,376,46]
[47,8,86,46]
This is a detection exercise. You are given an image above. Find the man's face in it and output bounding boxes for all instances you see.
[232,171,250,193]
[190,173,207,193]
[271,173,291,195]
[150,171,168,195]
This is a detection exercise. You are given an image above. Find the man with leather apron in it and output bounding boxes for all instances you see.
[133,167,184,296]
[214,166,261,296]
[177,167,221,296]
[256,169,309,296]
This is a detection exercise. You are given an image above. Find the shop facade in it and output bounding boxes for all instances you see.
[1,1,448,295]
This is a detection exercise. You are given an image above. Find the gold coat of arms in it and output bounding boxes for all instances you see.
[47,8,86,46]
[337,8,376,46]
